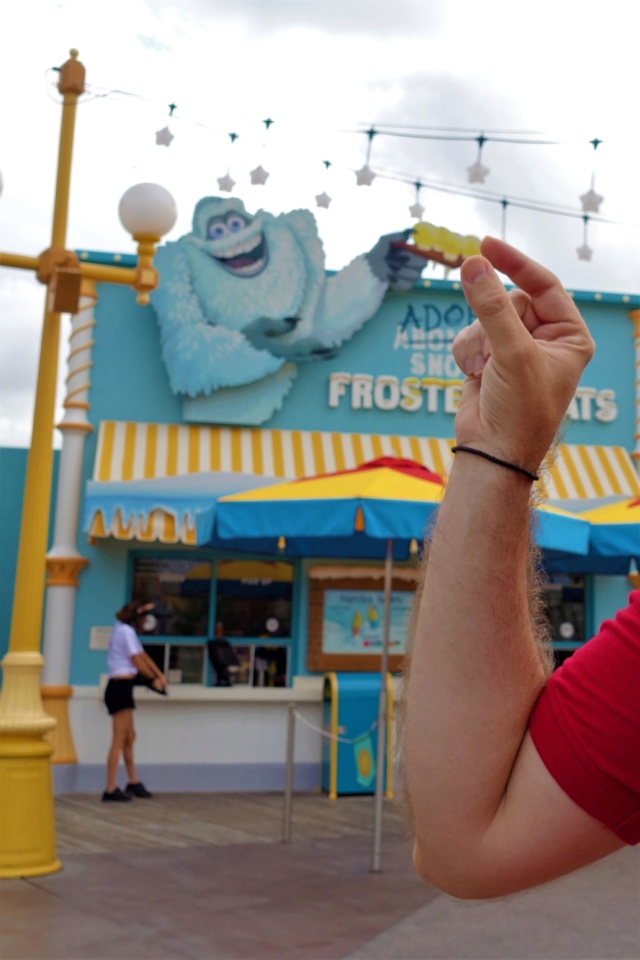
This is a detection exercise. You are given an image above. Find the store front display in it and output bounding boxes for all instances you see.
[3,198,639,791]
[131,557,211,636]
[130,556,295,687]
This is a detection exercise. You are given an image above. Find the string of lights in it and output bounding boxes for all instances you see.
[43,68,634,262]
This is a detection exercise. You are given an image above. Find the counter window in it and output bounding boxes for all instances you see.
[142,641,206,684]
[542,573,585,668]
[215,559,293,639]
[131,555,294,687]
[131,557,212,636]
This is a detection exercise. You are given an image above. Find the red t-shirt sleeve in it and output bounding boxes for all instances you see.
[529,590,640,845]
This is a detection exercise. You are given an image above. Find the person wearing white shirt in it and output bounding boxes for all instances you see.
[102,601,168,802]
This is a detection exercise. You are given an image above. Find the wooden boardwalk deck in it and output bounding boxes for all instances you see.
[54,791,412,855]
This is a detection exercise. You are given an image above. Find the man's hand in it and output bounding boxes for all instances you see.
[405,239,617,900]
[452,237,595,472]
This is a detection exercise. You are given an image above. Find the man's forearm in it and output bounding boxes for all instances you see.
[405,455,549,885]
[403,238,600,898]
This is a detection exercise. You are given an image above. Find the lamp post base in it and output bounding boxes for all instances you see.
[0,652,60,879]
[0,745,61,878]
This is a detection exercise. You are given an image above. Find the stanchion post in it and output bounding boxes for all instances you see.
[371,537,394,873]
[282,702,296,843]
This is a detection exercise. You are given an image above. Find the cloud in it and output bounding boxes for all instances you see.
[136,33,173,54]
[0,272,69,447]
[148,0,442,39]
[2,0,640,449]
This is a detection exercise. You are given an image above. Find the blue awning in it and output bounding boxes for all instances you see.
[84,471,286,545]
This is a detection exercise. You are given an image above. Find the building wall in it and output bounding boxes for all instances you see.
[2,235,639,785]
[85,281,638,444]
[4,278,637,681]
[72,277,640,685]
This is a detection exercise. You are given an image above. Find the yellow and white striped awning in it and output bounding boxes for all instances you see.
[543,443,640,500]
[93,420,456,483]
[88,421,640,544]
[94,420,640,496]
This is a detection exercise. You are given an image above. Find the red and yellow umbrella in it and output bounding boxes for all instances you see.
[215,456,445,547]
[579,497,640,557]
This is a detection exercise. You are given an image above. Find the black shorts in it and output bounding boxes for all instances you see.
[104,677,136,715]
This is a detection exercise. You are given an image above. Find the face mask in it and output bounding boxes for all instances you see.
[141,614,157,632]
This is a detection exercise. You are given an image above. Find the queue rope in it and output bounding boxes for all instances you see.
[291,707,379,745]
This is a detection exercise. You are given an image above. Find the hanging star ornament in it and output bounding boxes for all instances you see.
[217,173,236,193]
[467,161,490,184]
[580,188,604,213]
[409,201,425,219]
[356,165,376,186]
[250,165,269,185]
[315,192,331,208]
[155,126,174,147]
[577,243,593,261]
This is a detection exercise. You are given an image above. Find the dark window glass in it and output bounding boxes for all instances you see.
[142,642,166,672]
[131,558,211,636]
[542,572,585,669]
[552,648,578,670]
[215,559,293,639]
[142,642,205,684]
[253,645,289,687]
[168,644,205,684]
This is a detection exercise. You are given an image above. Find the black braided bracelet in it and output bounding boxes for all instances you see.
[451,445,539,482]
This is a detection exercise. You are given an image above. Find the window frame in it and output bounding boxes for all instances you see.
[127,548,299,687]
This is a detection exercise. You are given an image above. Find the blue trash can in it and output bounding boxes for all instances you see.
[322,671,394,798]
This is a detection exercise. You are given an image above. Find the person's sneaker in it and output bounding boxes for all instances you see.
[101,787,132,802]
[125,781,153,798]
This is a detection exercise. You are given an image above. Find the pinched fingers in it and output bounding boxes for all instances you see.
[452,240,596,467]
[509,289,536,330]
[460,256,536,362]
[480,237,589,337]
[452,320,489,377]
[453,289,531,377]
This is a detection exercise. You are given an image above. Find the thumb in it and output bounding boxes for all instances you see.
[460,256,529,356]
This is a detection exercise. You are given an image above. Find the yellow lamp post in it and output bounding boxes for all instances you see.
[0,49,176,878]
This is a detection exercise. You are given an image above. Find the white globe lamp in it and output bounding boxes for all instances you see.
[118,182,177,240]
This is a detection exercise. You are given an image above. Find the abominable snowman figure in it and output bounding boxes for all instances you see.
[151,197,427,424]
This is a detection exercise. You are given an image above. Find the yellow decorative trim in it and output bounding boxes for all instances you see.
[45,556,89,586]
[78,277,97,301]
[40,685,73,700]
[41,686,77,764]
[629,308,640,334]
[323,672,339,800]
[64,359,92,381]
[64,383,92,402]
[55,420,93,433]
[70,319,96,338]
[67,340,94,362]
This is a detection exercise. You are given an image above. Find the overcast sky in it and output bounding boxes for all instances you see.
[2,0,640,446]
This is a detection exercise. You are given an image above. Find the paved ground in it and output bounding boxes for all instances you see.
[1,792,638,959]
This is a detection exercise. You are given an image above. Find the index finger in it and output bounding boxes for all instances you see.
[480,236,581,325]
